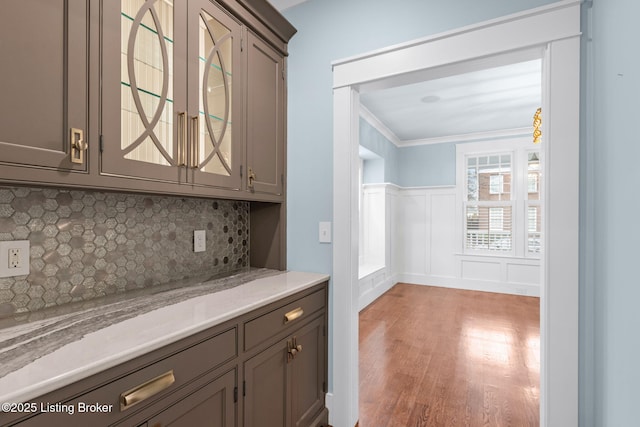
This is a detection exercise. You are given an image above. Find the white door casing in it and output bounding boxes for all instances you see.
[331,1,580,426]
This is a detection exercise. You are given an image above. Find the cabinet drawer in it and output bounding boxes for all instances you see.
[15,327,237,426]
[244,288,325,351]
[102,327,236,415]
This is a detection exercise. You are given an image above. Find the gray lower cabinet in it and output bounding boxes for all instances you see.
[244,335,289,426]
[244,316,326,427]
[5,282,328,427]
[137,369,236,427]
[0,0,89,174]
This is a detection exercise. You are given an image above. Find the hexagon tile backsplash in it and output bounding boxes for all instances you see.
[0,186,249,316]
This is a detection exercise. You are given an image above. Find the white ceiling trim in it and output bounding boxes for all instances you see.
[400,127,533,146]
[360,104,532,148]
[359,105,401,147]
[332,0,580,89]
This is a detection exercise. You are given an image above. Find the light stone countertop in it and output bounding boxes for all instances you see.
[0,269,329,404]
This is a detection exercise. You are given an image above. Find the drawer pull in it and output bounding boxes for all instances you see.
[120,370,175,411]
[284,307,304,323]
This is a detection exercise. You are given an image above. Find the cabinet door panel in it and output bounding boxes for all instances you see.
[243,338,289,427]
[291,317,326,427]
[246,32,284,196]
[101,0,186,183]
[0,0,87,172]
[187,0,243,190]
[148,369,236,427]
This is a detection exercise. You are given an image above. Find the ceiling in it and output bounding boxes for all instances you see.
[267,0,542,144]
[359,60,542,143]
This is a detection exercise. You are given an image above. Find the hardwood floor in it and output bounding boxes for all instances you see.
[359,284,540,427]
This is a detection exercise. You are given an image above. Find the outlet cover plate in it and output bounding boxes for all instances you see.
[319,222,332,243]
[0,240,30,278]
[194,230,206,253]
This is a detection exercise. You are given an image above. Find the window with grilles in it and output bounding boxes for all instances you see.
[465,154,513,252]
[463,148,541,256]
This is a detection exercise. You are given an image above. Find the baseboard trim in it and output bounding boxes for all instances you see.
[358,274,395,311]
[398,273,540,297]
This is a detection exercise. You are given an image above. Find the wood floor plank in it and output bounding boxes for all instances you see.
[359,284,539,427]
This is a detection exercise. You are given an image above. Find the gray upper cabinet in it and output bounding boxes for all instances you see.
[187,0,244,191]
[101,0,243,190]
[246,32,285,197]
[0,0,89,173]
[0,0,295,202]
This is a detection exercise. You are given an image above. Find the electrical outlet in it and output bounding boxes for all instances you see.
[0,240,30,278]
[8,248,22,269]
[194,230,206,253]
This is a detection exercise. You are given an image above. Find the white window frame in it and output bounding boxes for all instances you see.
[456,137,541,258]
[528,172,539,193]
[490,174,504,194]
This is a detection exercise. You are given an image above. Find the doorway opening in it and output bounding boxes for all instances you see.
[356,55,544,425]
[331,2,580,426]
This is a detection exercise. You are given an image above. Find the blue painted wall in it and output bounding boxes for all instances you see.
[398,143,457,187]
[362,158,384,184]
[281,1,640,425]
[359,118,399,184]
[360,117,458,187]
[589,0,640,425]
[284,0,558,275]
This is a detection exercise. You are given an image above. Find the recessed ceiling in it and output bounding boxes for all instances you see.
[359,59,542,142]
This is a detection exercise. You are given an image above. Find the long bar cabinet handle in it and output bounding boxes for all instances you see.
[177,112,187,167]
[120,370,175,411]
[191,115,200,169]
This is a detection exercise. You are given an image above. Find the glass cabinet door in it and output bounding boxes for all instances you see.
[101,0,186,183]
[187,0,243,190]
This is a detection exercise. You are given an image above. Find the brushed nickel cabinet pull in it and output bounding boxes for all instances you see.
[120,370,175,411]
[177,112,187,167]
[284,307,303,323]
[70,127,86,164]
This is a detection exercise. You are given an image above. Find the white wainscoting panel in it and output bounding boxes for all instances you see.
[429,193,457,278]
[507,262,540,285]
[461,259,502,281]
[398,191,428,275]
[359,184,541,309]
[359,184,399,310]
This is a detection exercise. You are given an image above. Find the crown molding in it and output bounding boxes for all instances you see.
[359,104,531,148]
[400,127,532,146]
[359,105,401,147]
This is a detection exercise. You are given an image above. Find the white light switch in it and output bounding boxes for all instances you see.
[319,222,332,243]
[194,230,206,252]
